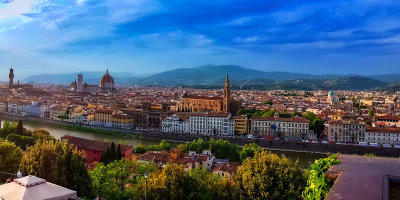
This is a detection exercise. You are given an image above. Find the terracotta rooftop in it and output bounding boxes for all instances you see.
[252,117,309,123]
[213,162,239,174]
[61,135,132,152]
[375,116,400,120]
[182,95,223,101]
[189,112,231,118]
[366,127,400,134]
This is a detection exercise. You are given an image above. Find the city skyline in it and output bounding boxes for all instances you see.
[1,0,400,79]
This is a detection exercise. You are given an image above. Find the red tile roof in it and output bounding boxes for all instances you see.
[213,162,239,174]
[189,112,231,118]
[252,117,309,123]
[61,135,132,152]
[182,95,223,101]
[366,127,400,134]
[375,116,400,120]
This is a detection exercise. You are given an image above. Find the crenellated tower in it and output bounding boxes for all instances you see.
[9,67,14,86]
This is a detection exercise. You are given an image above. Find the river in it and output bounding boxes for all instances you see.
[1,119,325,168]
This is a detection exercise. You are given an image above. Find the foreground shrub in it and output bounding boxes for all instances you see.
[302,154,340,200]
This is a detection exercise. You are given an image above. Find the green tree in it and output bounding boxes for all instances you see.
[311,118,325,138]
[20,140,93,198]
[0,139,23,182]
[303,112,325,138]
[110,142,117,160]
[117,144,123,160]
[187,168,233,200]
[90,159,137,200]
[263,100,273,106]
[233,150,306,200]
[368,109,375,117]
[178,138,240,162]
[0,121,17,138]
[239,143,262,162]
[145,164,191,200]
[6,133,35,150]
[16,119,24,135]
[134,145,147,154]
[31,129,55,141]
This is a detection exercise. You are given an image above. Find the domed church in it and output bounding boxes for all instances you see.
[99,69,116,93]
[70,69,116,93]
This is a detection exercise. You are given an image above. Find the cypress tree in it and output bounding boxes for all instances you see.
[16,120,24,136]
[110,142,116,161]
[117,144,122,160]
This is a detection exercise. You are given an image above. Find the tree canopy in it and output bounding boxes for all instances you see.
[178,138,240,162]
[0,139,23,182]
[20,140,93,198]
[233,150,306,200]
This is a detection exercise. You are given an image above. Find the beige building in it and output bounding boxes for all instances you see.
[373,116,400,128]
[326,120,366,143]
[251,117,309,139]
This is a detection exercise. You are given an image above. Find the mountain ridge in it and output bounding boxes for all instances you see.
[21,65,395,90]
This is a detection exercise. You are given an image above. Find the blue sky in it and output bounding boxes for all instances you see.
[1,0,400,79]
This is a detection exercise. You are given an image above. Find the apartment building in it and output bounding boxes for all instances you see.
[162,114,189,133]
[251,116,309,139]
[326,120,366,143]
[234,115,250,135]
[365,127,400,145]
[189,112,234,135]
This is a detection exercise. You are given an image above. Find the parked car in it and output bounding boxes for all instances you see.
[359,142,368,146]
[383,144,392,148]
[369,142,379,147]
[321,141,328,144]
[394,145,400,148]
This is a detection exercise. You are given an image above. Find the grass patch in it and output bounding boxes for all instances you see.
[56,124,140,138]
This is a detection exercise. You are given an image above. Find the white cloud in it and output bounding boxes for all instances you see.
[0,0,37,20]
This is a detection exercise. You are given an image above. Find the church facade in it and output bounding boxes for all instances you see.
[177,74,242,115]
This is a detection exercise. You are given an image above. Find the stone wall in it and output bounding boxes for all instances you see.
[141,132,400,157]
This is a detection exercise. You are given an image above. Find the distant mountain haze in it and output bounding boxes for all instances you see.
[21,65,398,90]
[22,71,138,84]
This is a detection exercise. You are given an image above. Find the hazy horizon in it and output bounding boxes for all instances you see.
[1,0,400,80]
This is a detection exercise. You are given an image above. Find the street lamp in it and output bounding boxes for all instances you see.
[144,172,148,200]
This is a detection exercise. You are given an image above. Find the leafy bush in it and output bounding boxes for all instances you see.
[363,153,377,157]
[178,138,240,162]
[302,154,340,200]
[234,150,306,199]
[6,133,35,150]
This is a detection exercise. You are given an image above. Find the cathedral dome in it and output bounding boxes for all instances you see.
[99,69,116,92]
[99,70,114,86]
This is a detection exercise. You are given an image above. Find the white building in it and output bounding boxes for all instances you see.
[189,112,234,135]
[27,101,41,117]
[7,102,29,116]
[0,101,8,112]
[7,102,18,114]
[365,127,400,145]
[40,104,50,119]
[162,114,189,133]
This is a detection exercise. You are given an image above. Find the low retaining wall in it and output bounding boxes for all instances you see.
[141,132,400,157]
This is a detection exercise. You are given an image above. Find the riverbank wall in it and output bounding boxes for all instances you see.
[2,112,400,157]
[140,132,400,157]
